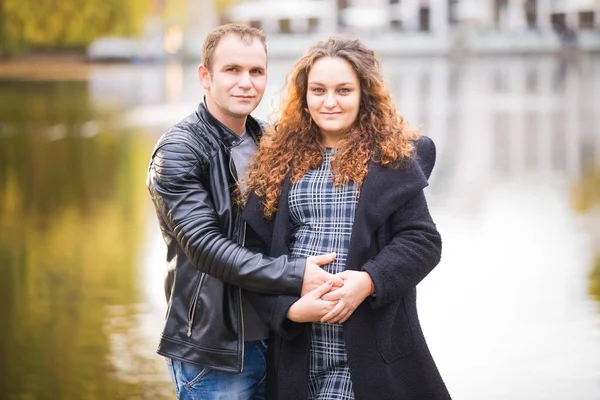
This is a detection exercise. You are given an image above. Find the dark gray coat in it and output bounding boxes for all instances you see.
[242,137,451,400]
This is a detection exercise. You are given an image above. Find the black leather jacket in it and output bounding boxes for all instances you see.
[146,102,305,372]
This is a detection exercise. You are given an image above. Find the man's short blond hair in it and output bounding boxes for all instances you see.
[201,24,267,72]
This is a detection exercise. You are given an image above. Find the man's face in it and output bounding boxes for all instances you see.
[199,34,267,122]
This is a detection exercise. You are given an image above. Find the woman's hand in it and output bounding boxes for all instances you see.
[286,281,338,323]
[320,271,373,324]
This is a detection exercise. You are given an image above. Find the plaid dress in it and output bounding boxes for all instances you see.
[288,148,359,400]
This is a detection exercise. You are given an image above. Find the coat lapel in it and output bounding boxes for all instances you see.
[243,191,274,246]
[242,178,293,257]
[270,178,292,256]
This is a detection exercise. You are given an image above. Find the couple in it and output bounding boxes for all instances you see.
[147,24,450,400]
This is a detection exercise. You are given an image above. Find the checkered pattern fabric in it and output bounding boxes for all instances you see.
[288,148,359,400]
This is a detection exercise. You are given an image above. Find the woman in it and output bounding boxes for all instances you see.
[242,37,450,400]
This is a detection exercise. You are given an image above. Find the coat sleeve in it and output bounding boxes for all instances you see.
[243,291,305,341]
[241,194,305,341]
[362,189,442,309]
[147,138,305,295]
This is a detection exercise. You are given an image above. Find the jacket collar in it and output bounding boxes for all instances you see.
[196,99,262,148]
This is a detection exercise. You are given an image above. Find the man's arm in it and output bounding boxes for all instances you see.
[243,281,337,341]
[148,139,338,295]
[243,292,302,340]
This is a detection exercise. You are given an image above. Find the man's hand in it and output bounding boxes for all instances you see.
[287,281,338,323]
[301,253,343,296]
[320,271,373,324]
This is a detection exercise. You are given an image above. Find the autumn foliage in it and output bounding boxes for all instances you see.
[0,0,150,53]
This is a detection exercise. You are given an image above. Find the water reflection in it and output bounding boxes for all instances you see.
[0,79,167,399]
[0,52,599,400]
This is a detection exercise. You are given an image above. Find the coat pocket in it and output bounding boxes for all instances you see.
[375,298,416,363]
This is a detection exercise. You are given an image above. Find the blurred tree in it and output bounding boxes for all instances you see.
[0,0,151,54]
[571,167,600,214]
[571,165,600,307]
[590,255,600,304]
[0,0,247,54]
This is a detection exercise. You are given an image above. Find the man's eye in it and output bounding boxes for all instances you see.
[227,68,238,72]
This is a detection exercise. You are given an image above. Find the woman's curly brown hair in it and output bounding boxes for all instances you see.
[244,36,418,219]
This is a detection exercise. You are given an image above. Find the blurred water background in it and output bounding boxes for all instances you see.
[1,1,600,399]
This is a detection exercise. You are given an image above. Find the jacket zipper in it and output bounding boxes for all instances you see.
[187,273,207,337]
[229,150,247,371]
[239,221,248,371]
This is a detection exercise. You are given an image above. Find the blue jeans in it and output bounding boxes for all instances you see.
[166,340,267,400]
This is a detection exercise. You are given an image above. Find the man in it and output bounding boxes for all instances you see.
[146,24,340,399]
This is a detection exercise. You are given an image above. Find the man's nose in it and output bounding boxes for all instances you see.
[238,73,252,89]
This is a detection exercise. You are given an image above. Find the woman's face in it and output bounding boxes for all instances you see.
[306,56,361,145]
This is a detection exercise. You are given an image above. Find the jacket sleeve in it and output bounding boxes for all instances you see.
[243,291,304,341]
[362,189,442,309]
[147,139,304,295]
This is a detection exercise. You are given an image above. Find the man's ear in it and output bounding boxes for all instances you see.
[198,64,211,90]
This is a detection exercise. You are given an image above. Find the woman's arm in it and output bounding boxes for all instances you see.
[321,189,441,320]
[319,270,373,324]
[362,189,441,309]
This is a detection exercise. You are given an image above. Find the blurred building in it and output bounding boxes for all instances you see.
[226,0,600,34]
[86,0,600,60]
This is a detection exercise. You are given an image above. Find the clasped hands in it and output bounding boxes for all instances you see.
[290,253,374,325]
